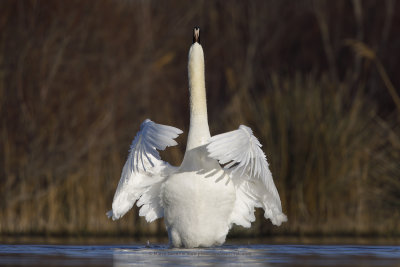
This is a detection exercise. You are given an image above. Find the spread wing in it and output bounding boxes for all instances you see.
[207,125,287,227]
[107,119,183,222]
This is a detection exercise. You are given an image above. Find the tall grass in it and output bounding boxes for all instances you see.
[0,0,399,237]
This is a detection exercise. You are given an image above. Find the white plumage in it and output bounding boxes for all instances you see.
[107,27,287,248]
[107,119,182,222]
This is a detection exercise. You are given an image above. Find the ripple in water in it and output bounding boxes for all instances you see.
[0,244,399,266]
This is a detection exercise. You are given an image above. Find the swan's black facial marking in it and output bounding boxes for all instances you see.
[193,27,200,44]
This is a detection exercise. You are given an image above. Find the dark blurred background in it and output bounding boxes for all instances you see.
[0,0,399,238]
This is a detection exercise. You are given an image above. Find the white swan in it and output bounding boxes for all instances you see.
[107,27,287,248]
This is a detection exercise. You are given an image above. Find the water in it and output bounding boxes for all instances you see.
[0,241,399,267]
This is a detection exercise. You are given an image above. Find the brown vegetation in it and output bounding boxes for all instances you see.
[0,0,399,237]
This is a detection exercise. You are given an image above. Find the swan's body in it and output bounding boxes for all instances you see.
[163,165,235,247]
[107,27,287,248]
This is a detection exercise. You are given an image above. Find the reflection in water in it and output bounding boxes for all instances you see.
[0,243,399,266]
[113,245,268,266]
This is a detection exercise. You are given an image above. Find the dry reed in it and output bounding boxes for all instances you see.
[0,0,399,237]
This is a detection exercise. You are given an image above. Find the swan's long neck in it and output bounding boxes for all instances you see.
[185,42,210,151]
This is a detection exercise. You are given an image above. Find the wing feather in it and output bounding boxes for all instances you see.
[107,119,183,222]
[207,125,287,227]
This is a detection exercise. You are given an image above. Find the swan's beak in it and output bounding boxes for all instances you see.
[193,27,200,44]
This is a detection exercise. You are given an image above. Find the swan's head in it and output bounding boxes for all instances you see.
[188,27,204,93]
[189,27,203,64]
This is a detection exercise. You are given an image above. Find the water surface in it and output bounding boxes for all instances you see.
[0,242,399,266]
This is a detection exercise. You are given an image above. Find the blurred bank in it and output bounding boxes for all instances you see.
[0,0,399,237]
